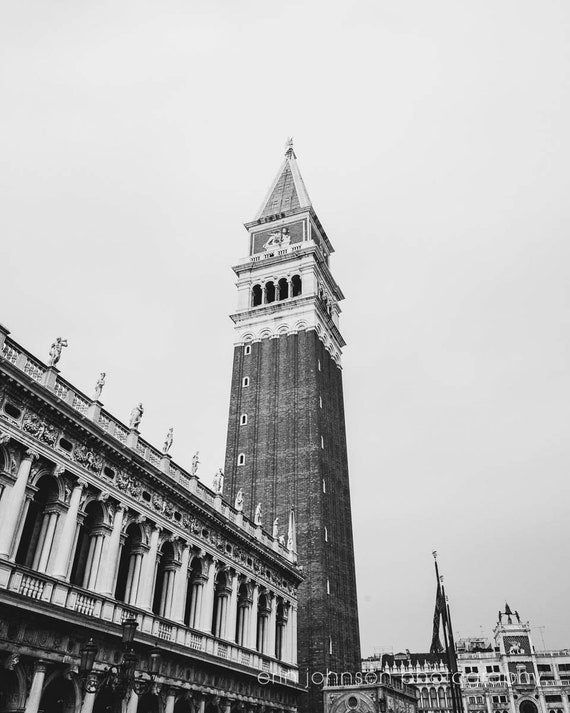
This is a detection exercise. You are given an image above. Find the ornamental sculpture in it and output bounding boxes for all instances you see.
[234,489,244,512]
[191,451,200,476]
[272,518,279,539]
[129,403,144,430]
[212,468,224,495]
[47,337,68,367]
[162,427,174,455]
[93,372,106,400]
[254,503,262,526]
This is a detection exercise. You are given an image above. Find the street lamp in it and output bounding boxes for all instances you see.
[79,619,161,698]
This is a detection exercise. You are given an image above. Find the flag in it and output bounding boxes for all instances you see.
[430,572,446,654]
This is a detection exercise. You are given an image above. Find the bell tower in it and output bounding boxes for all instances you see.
[224,141,361,712]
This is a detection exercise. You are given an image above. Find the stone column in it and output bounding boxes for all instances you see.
[52,480,86,579]
[267,595,277,657]
[248,584,259,650]
[126,690,139,713]
[80,691,96,713]
[172,543,190,623]
[24,660,47,713]
[199,559,217,632]
[137,526,160,610]
[164,689,177,713]
[100,504,126,596]
[188,578,204,629]
[125,548,145,605]
[35,509,59,573]
[84,531,106,591]
[225,572,239,642]
[288,604,297,664]
[0,449,38,559]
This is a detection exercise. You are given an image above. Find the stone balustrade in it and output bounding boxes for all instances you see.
[3,560,298,684]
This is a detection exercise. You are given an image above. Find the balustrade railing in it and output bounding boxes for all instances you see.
[1,562,298,682]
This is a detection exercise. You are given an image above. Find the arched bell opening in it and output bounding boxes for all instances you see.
[291,274,302,297]
[278,278,289,300]
[251,284,262,307]
[265,281,276,304]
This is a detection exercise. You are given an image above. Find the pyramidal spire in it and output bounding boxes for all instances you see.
[254,138,312,221]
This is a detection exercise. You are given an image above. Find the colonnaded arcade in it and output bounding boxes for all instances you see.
[0,324,303,713]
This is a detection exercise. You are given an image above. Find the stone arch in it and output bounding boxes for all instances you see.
[70,499,107,588]
[40,671,79,713]
[258,328,272,340]
[153,540,177,616]
[29,466,66,502]
[0,662,27,712]
[519,700,539,713]
[138,692,162,713]
[328,691,375,713]
[115,521,146,603]
[15,473,60,570]
[277,324,290,335]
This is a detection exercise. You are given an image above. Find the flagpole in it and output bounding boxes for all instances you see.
[445,591,464,713]
[433,553,460,713]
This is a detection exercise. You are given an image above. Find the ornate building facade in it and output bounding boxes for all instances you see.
[362,608,570,713]
[223,142,361,713]
[0,324,303,713]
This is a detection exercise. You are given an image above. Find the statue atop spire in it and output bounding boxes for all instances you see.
[285,137,296,159]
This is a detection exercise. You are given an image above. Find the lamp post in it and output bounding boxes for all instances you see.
[79,618,162,698]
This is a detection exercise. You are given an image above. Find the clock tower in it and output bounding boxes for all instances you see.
[224,141,361,712]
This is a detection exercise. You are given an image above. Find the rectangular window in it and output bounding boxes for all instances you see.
[319,395,323,408]
[242,377,249,387]
[240,414,247,425]
[326,579,330,595]
[318,359,321,371]
[324,526,328,542]
[321,435,324,449]
[322,479,326,493]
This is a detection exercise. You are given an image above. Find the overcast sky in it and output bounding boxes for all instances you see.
[2,0,569,655]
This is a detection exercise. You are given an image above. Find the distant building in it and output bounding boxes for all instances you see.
[0,324,303,713]
[323,675,418,713]
[362,607,570,713]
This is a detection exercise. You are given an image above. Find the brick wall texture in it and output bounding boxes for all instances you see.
[224,329,361,713]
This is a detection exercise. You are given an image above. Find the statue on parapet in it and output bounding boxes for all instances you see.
[212,468,224,495]
[254,503,262,526]
[93,372,106,400]
[47,337,68,367]
[235,489,244,512]
[191,451,200,476]
[162,427,174,455]
[129,402,144,430]
[272,517,279,539]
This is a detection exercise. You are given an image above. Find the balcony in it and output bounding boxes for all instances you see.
[0,561,299,684]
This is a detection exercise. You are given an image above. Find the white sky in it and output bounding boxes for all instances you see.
[1,0,569,655]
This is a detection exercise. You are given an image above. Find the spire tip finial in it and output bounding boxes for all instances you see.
[285,137,295,158]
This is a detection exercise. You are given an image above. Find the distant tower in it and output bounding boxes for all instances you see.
[224,141,361,712]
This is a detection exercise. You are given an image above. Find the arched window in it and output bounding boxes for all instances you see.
[244,344,251,355]
[115,523,144,603]
[430,688,438,707]
[240,414,247,425]
[70,501,106,589]
[265,281,276,304]
[438,687,446,708]
[153,541,176,618]
[185,557,206,628]
[238,453,245,466]
[16,474,59,572]
[252,284,262,307]
[420,689,429,708]
[38,673,76,713]
[278,278,289,300]
[292,274,302,297]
